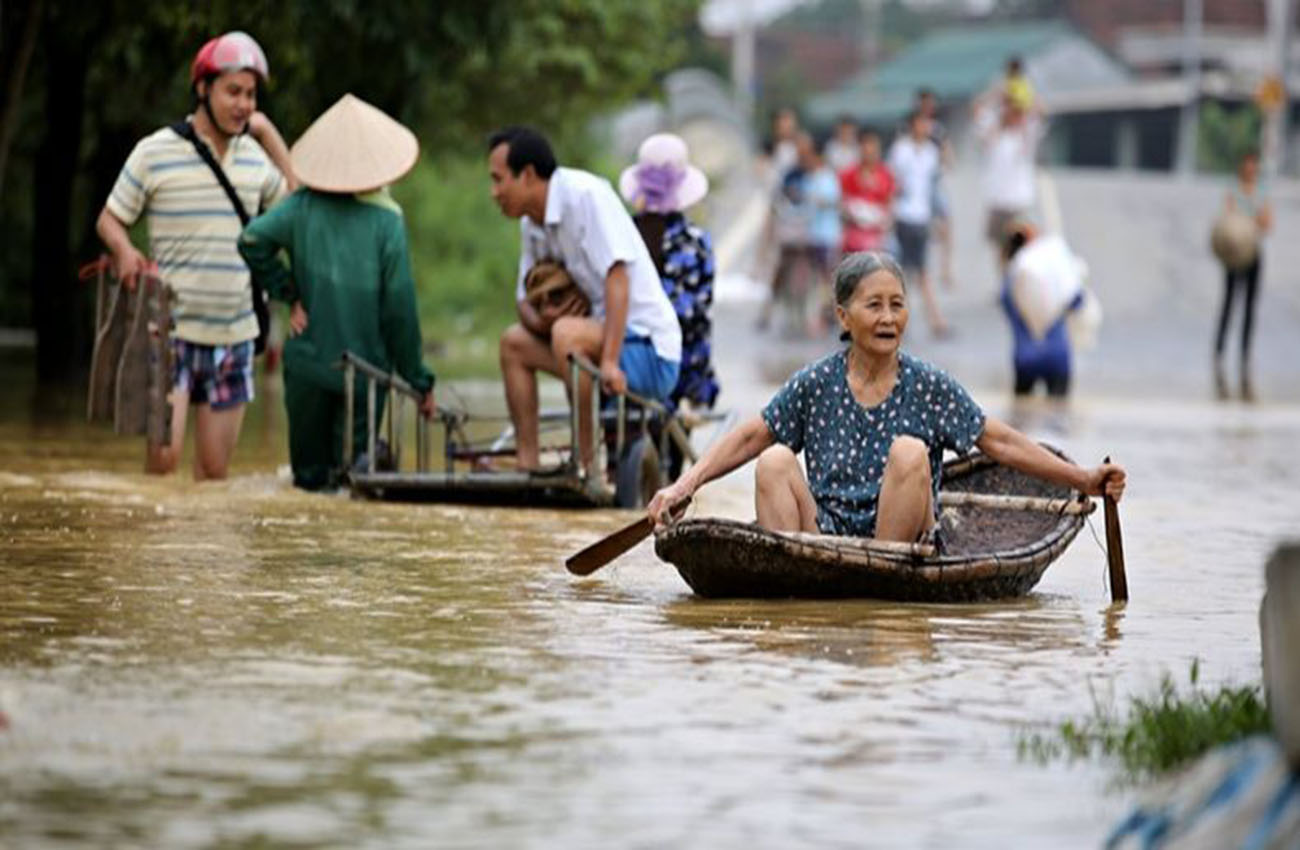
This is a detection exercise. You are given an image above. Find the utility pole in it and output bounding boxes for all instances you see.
[731,4,756,127]
[1175,0,1203,177]
[1261,0,1295,178]
[859,0,881,69]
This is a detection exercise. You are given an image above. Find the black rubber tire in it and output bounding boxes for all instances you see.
[615,435,662,508]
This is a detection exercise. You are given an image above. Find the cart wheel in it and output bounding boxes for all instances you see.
[615,435,662,508]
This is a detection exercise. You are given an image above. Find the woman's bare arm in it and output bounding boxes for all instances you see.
[647,415,776,525]
[976,416,1125,501]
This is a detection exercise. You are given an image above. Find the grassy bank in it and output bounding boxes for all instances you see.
[1020,661,1272,781]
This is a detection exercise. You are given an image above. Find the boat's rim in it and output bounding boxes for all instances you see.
[654,509,1085,568]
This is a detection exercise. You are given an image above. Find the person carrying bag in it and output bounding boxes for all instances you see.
[93,30,292,479]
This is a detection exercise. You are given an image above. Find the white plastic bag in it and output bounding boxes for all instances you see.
[1067,285,1102,351]
[1008,234,1086,340]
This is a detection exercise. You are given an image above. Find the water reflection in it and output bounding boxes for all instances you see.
[1102,602,1127,646]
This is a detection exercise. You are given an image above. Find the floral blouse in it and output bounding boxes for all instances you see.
[761,350,986,536]
[657,212,719,408]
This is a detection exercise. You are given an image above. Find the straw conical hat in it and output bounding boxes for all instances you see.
[290,94,419,193]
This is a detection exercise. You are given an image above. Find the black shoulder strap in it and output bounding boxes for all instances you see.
[170,121,250,225]
[169,120,269,356]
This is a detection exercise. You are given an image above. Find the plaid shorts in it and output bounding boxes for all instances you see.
[172,338,255,410]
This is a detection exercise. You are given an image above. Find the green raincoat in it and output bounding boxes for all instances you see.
[238,188,434,489]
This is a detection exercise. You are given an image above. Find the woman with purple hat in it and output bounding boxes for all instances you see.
[620,133,720,419]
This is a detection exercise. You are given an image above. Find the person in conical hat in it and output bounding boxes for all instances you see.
[94,30,295,481]
[239,93,436,490]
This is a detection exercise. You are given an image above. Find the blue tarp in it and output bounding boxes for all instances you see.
[1107,736,1300,849]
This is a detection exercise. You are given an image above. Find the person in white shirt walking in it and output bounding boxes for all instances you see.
[488,126,681,471]
[887,111,949,336]
[975,88,1044,277]
[823,115,860,176]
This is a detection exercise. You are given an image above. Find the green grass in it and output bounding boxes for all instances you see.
[1019,661,1272,780]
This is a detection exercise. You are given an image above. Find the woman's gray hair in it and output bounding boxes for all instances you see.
[833,251,906,307]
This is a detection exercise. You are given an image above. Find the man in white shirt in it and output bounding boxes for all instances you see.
[823,115,860,175]
[975,91,1044,273]
[915,88,955,290]
[488,126,682,470]
[887,111,949,336]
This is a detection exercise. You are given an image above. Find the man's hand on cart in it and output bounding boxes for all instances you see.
[599,359,627,396]
[419,389,437,420]
[288,301,309,336]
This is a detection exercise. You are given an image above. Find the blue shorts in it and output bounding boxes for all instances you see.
[619,336,679,404]
[172,338,255,410]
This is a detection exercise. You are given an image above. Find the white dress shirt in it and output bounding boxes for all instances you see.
[887,136,940,225]
[515,167,681,363]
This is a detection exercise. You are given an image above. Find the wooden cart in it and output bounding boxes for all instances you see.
[338,351,728,508]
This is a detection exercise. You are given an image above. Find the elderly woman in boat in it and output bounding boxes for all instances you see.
[647,251,1125,542]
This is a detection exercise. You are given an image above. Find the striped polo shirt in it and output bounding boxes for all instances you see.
[106,123,286,346]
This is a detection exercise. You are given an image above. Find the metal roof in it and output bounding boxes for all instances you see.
[868,21,1075,98]
[805,20,1120,126]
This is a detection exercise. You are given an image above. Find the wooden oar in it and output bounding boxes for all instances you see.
[566,499,689,576]
[1103,455,1128,603]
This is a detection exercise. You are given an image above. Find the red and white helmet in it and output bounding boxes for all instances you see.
[190,31,269,85]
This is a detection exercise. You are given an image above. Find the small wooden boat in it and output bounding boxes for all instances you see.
[653,449,1094,601]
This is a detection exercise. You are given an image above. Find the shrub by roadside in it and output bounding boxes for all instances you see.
[1019,660,1272,781]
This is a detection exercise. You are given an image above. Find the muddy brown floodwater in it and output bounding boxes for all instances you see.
[1,357,1297,848]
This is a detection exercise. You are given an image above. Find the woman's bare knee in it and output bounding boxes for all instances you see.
[886,436,930,481]
[755,444,815,532]
[755,444,800,486]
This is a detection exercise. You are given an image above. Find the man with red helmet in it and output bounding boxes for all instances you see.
[95,31,295,480]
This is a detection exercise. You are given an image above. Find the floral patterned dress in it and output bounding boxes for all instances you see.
[761,349,985,536]
[654,212,719,409]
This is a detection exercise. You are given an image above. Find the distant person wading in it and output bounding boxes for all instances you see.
[1212,149,1272,401]
[887,111,948,337]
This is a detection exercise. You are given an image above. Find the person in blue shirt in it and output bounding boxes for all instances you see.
[999,222,1084,397]
[647,252,1125,543]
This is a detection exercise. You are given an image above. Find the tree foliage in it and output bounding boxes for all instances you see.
[1197,101,1263,174]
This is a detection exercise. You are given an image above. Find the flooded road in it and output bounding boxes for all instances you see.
[5,160,1300,846]
[1,353,1296,848]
